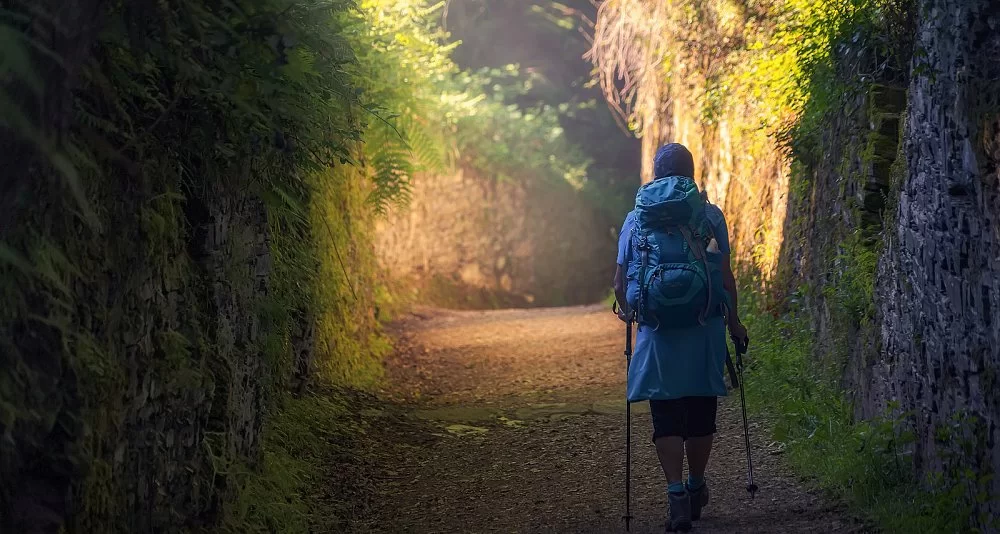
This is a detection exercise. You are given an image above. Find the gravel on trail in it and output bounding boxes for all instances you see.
[358,305,867,534]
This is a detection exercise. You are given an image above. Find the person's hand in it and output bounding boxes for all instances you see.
[616,305,634,324]
[729,321,748,350]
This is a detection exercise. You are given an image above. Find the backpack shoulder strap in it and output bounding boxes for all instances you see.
[634,223,651,329]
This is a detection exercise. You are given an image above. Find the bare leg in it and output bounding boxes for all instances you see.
[685,435,714,478]
[657,435,693,531]
[653,436,685,484]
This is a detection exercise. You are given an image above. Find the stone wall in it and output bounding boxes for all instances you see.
[872,0,1000,519]
[781,77,905,373]
[0,2,359,530]
[375,167,615,308]
[0,167,288,532]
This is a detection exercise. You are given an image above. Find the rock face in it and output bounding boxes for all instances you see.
[375,167,614,307]
[0,2,329,531]
[0,176,275,533]
[873,0,1000,518]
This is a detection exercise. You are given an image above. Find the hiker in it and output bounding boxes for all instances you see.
[613,143,748,532]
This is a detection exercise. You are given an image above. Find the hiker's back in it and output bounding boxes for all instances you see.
[624,177,727,329]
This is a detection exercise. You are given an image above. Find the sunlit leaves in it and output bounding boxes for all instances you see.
[590,0,906,137]
[350,0,599,202]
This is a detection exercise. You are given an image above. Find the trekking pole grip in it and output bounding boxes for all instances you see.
[730,334,749,368]
[731,334,748,354]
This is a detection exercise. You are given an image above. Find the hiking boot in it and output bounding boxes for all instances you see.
[688,481,710,521]
[665,491,692,532]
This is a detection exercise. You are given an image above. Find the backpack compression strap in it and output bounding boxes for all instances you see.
[678,225,712,326]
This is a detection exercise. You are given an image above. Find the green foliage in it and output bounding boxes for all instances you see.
[310,165,391,388]
[455,69,591,188]
[445,0,640,190]
[739,286,989,532]
[823,230,879,324]
[930,414,1000,531]
[352,0,455,210]
[354,0,605,199]
[781,0,914,158]
[364,122,418,209]
[217,390,370,533]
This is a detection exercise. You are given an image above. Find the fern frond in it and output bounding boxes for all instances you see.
[364,119,413,212]
[398,111,445,172]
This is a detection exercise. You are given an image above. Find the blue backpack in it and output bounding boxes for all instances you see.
[625,176,727,329]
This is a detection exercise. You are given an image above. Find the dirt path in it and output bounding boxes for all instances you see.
[360,305,863,533]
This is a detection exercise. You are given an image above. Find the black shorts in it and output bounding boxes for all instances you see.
[649,396,718,441]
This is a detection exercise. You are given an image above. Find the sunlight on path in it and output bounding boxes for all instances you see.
[362,306,860,534]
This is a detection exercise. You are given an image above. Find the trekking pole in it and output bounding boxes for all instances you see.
[624,318,634,531]
[733,336,759,498]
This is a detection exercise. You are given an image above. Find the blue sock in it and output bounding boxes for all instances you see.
[687,475,705,490]
[668,482,686,494]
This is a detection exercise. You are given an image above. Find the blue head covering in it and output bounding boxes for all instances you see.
[653,143,694,179]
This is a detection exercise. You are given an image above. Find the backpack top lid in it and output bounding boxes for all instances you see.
[634,176,708,231]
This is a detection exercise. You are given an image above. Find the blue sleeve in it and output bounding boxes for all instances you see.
[709,206,731,255]
[616,212,635,265]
